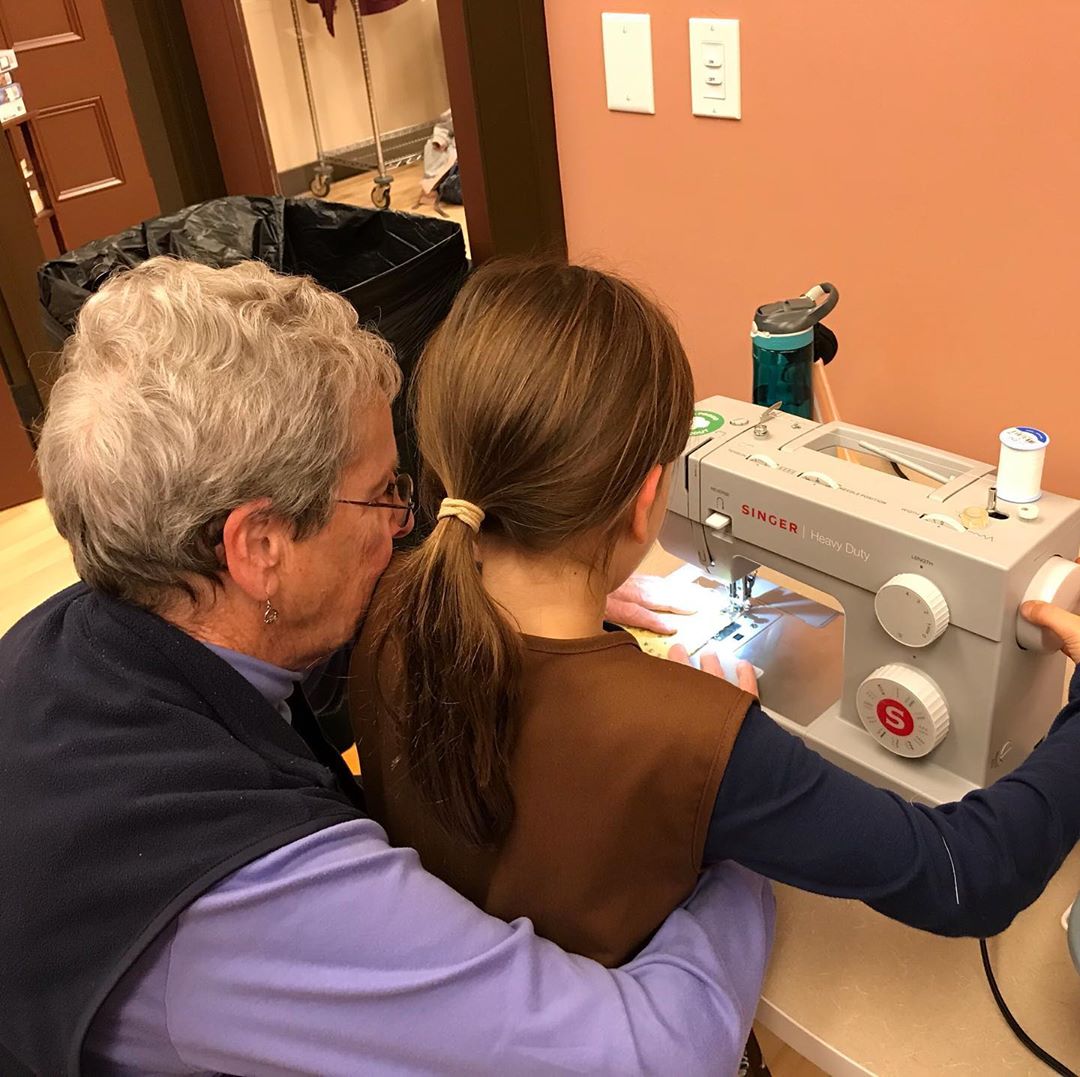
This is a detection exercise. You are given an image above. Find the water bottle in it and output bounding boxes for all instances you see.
[751,283,839,419]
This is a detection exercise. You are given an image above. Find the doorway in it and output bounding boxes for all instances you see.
[239,0,468,247]
[185,0,566,264]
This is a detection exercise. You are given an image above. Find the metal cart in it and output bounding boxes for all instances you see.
[288,0,420,208]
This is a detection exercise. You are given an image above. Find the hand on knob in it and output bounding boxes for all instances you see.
[1022,593,1080,664]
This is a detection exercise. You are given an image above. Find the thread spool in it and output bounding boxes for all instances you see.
[996,426,1049,504]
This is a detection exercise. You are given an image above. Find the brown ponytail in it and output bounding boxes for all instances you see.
[378,259,694,847]
[383,514,522,846]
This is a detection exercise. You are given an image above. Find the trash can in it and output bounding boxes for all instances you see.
[37,195,469,522]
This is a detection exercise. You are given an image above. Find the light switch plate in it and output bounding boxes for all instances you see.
[602,13,655,115]
[690,17,741,119]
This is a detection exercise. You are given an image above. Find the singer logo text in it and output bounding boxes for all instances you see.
[741,504,799,535]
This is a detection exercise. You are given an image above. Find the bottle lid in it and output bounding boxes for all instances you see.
[753,296,819,336]
[753,282,838,336]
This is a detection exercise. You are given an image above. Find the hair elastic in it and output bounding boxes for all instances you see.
[437,498,485,534]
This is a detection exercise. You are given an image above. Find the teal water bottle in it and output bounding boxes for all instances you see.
[751,283,839,419]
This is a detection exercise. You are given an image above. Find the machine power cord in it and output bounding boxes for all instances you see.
[979,938,1077,1076]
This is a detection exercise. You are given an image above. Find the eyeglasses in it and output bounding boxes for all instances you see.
[336,472,415,528]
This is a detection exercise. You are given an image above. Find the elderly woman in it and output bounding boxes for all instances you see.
[0,258,774,1077]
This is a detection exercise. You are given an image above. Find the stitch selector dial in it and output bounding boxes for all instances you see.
[857,663,950,758]
[875,573,950,647]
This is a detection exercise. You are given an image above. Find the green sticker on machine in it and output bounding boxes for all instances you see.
[691,410,725,435]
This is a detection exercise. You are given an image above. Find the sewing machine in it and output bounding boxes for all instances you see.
[660,395,1080,806]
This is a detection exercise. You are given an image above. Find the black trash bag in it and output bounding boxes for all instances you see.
[38,196,469,538]
[38,196,286,347]
[277,199,468,528]
[437,163,464,205]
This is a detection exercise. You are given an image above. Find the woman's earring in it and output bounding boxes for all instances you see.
[263,598,279,625]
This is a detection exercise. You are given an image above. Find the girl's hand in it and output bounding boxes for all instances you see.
[667,643,759,695]
[1022,599,1080,664]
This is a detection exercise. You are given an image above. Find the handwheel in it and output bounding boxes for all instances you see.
[371,184,391,209]
[309,173,331,198]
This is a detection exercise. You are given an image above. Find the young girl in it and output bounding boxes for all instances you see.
[349,259,1080,965]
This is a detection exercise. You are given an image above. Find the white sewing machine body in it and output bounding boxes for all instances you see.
[661,395,1080,805]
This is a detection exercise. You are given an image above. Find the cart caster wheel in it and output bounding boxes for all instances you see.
[372,184,391,209]
[309,173,331,198]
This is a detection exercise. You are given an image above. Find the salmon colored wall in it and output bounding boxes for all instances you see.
[545,0,1080,497]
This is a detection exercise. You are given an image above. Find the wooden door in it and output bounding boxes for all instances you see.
[435,0,564,263]
[0,380,40,511]
[0,0,159,251]
[180,0,278,197]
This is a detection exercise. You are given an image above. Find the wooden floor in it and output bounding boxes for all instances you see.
[0,498,76,635]
[329,159,471,256]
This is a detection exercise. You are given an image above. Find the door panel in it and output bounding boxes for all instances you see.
[0,0,158,250]
[4,1,84,51]
[36,97,124,200]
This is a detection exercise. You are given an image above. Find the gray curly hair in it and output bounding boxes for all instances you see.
[37,257,401,608]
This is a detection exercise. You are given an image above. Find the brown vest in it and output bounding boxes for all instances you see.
[349,587,752,967]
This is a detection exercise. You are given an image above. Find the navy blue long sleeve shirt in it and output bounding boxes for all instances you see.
[704,666,1080,937]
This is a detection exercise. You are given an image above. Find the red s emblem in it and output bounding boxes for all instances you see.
[876,699,914,737]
